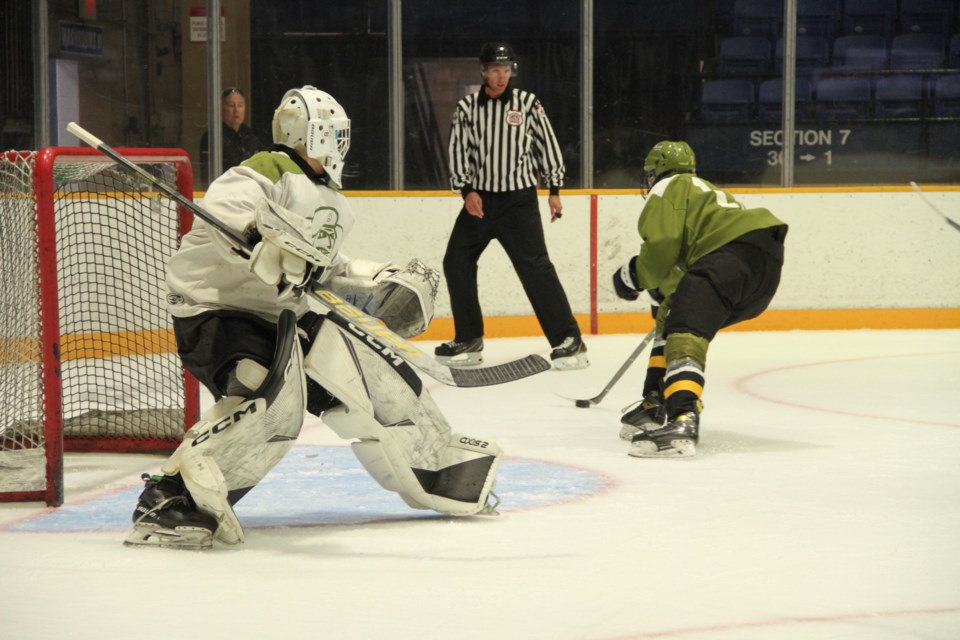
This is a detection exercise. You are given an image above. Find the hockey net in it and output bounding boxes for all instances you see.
[0,147,199,506]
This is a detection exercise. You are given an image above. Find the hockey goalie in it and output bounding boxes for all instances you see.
[125,86,502,550]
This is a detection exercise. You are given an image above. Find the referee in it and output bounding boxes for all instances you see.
[436,41,588,371]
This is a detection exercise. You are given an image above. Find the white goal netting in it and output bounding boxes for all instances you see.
[0,148,197,505]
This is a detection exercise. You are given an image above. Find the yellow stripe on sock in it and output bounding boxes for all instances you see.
[664,380,704,399]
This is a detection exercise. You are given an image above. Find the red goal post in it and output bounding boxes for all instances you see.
[0,147,200,506]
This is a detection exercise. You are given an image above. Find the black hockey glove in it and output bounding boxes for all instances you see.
[613,256,642,301]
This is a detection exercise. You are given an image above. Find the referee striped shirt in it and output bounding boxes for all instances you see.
[448,85,565,195]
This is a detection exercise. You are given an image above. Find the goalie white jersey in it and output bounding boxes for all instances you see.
[165,149,354,323]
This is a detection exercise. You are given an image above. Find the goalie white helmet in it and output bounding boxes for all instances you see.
[272,85,351,187]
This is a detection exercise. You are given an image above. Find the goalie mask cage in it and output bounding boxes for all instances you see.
[0,147,200,507]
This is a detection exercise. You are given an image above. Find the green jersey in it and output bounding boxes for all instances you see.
[634,173,786,298]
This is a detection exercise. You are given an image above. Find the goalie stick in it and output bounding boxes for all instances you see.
[909,181,960,233]
[563,327,656,408]
[65,122,550,388]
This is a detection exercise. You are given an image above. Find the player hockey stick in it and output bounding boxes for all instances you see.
[909,181,960,232]
[65,122,550,388]
[566,327,656,408]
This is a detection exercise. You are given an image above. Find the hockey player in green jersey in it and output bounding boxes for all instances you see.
[613,141,788,457]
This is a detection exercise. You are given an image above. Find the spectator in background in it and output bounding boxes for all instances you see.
[200,87,266,183]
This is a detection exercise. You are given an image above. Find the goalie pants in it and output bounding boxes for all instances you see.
[442,187,580,348]
[173,310,338,415]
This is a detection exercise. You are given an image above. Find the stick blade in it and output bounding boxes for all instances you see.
[449,355,551,387]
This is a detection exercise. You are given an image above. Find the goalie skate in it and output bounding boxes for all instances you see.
[125,525,214,551]
[123,474,218,550]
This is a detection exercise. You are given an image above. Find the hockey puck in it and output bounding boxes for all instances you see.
[575,399,591,408]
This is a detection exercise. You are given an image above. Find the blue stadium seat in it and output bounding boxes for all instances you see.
[717,37,772,73]
[832,35,888,70]
[899,0,954,36]
[933,75,960,116]
[949,34,960,69]
[775,36,830,72]
[757,77,814,120]
[732,0,782,38]
[699,79,756,121]
[874,75,926,118]
[797,0,840,40]
[815,77,872,119]
[842,0,896,39]
[890,34,946,70]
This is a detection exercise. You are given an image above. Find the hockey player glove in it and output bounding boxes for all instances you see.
[613,256,642,301]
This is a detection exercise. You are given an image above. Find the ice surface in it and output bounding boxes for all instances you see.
[2,330,958,639]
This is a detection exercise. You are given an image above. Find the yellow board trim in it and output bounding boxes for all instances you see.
[0,329,177,365]
[416,308,960,341]
[1,308,955,366]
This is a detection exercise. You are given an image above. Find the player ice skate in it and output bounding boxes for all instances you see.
[125,86,502,550]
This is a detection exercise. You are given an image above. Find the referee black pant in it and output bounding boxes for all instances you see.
[442,187,580,348]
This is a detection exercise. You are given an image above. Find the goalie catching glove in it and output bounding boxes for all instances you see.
[324,258,440,338]
[247,198,347,294]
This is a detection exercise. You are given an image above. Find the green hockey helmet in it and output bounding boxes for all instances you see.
[643,140,696,189]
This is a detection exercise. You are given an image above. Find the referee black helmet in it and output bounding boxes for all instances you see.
[479,41,518,74]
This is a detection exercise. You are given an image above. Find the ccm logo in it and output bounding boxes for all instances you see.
[344,322,404,367]
[459,436,488,448]
[192,402,258,446]
[280,238,323,261]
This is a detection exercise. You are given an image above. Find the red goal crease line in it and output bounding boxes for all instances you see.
[0,329,177,364]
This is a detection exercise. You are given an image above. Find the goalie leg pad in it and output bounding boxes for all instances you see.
[161,309,307,544]
[424,433,501,505]
[343,418,502,516]
[306,320,501,515]
[173,443,245,545]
